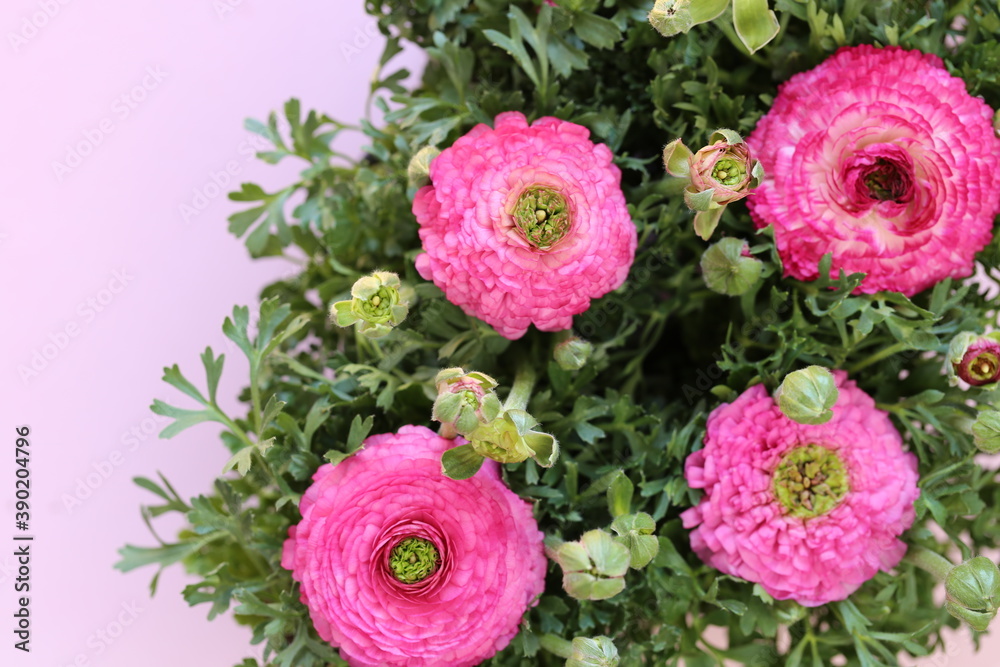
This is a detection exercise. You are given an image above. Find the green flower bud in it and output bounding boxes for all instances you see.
[407,146,441,189]
[610,512,660,570]
[775,366,839,425]
[972,410,1000,455]
[466,409,559,467]
[700,238,763,296]
[431,368,503,436]
[689,131,763,206]
[648,0,694,37]
[567,636,620,667]
[665,130,764,240]
[945,556,1000,632]
[554,337,593,371]
[330,271,410,338]
[549,530,630,601]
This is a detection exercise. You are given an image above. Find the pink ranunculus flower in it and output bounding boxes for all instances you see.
[413,111,637,339]
[747,45,1000,296]
[681,371,920,606]
[281,425,546,666]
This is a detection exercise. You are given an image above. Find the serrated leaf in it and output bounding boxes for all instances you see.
[223,447,254,476]
[150,400,219,439]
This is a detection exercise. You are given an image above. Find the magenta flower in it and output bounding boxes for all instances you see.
[747,45,1000,295]
[413,111,637,339]
[281,425,546,666]
[681,372,920,606]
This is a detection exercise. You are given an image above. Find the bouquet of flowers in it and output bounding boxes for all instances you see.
[118,1,1000,665]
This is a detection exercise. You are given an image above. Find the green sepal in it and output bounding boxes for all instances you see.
[441,444,486,480]
[733,0,780,53]
[662,138,693,177]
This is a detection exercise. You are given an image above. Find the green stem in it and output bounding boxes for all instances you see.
[846,341,907,374]
[250,360,263,436]
[504,359,537,412]
[356,328,386,362]
[213,405,281,487]
[539,634,573,659]
[904,545,955,582]
[553,329,574,345]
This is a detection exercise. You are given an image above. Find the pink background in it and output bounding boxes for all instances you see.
[0,0,991,665]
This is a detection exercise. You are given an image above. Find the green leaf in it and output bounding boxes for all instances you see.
[222,447,254,476]
[150,400,220,439]
[572,13,622,49]
[260,395,286,429]
[228,205,266,237]
[200,348,225,404]
[690,0,730,23]
[346,414,375,451]
[114,540,206,573]
[662,138,693,178]
[483,27,539,87]
[684,188,717,212]
[222,306,253,361]
[441,444,486,480]
[610,513,660,569]
[161,364,207,405]
[733,0,781,53]
[693,206,725,241]
[606,471,634,518]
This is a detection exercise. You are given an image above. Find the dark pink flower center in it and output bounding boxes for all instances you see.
[957,345,1000,386]
[841,144,916,211]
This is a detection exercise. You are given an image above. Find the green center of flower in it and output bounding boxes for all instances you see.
[968,351,1000,383]
[353,286,399,324]
[773,445,849,519]
[711,157,746,186]
[512,186,572,249]
[388,537,441,584]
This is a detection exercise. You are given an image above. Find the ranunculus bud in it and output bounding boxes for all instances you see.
[948,332,1000,387]
[548,530,630,601]
[554,337,593,371]
[467,410,559,467]
[688,130,762,204]
[775,366,839,425]
[610,512,659,569]
[700,238,763,296]
[648,0,695,37]
[330,271,410,338]
[945,556,1000,632]
[432,368,503,436]
[663,130,764,239]
[567,636,620,667]
[972,410,1000,455]
[407,146,441,189]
